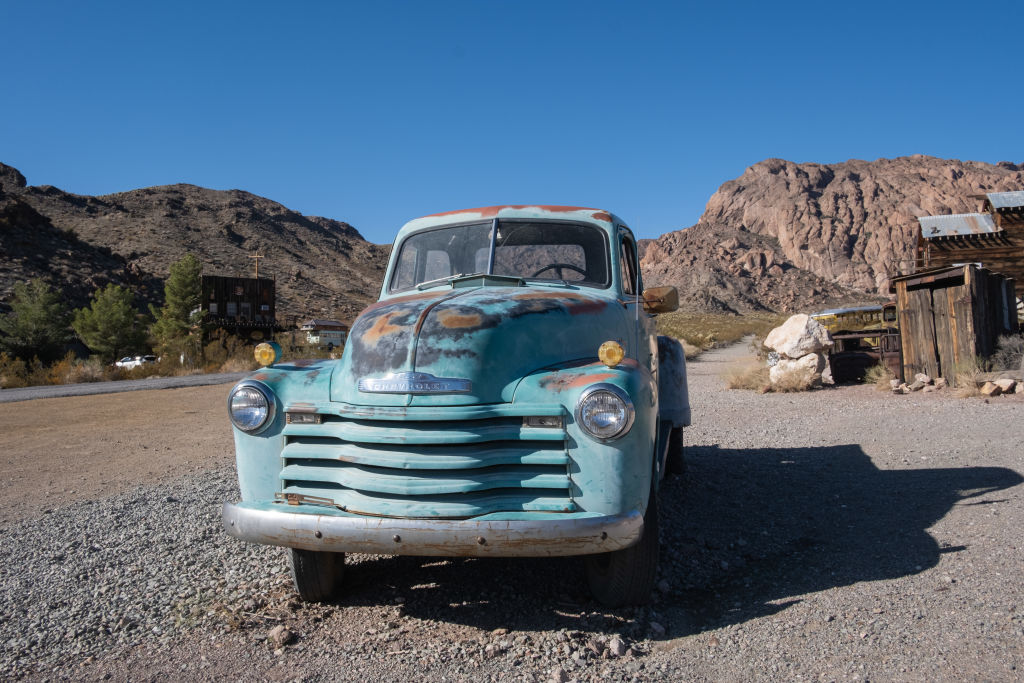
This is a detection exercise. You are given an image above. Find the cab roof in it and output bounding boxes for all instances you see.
[396,205,628,240]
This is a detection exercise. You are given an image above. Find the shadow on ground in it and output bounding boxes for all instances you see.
[332,444,1022,638]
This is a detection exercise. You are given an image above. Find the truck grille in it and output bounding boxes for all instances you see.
[279,412,572,519]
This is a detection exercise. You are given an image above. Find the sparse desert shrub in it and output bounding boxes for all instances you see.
[769,371,817,393]
[0,352,29,388]
[724,360,771,392]
[44,352,79,385]
[63,358,111,384]
[954,356,990,398]
[864,362,895,392]
[220,355,258,373]
[680,340,701,360]
[992,334,1023,372]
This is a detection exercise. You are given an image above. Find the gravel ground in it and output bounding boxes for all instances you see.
[1,343,1022,681]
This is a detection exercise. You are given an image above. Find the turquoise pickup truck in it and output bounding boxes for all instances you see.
[222,205,690,606]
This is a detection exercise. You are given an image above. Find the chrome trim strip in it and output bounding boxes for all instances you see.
[357,371,472,394]
[222,502,642,557]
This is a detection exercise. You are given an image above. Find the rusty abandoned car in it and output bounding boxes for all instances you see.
[222,206,691,606]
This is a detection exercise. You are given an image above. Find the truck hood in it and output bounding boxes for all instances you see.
[331,285,627,405]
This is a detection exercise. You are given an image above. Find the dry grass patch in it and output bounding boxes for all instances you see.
[864,362,895,392]
[657,312,784,357]
[724,360,771,393]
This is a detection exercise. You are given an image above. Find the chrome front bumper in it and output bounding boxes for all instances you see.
[222,502,643,557]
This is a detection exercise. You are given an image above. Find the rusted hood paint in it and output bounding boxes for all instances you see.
[332,285,628,406]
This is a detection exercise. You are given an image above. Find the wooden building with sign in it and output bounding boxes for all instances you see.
[201,275,278,340]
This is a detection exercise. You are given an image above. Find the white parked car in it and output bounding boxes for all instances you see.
[114,355,157,370]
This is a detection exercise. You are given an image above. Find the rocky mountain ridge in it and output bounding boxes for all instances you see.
[641,155,1023,313]
[0,163,389,321]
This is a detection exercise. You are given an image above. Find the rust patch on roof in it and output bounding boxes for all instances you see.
[436,309,483,329]
[424,205,606,219]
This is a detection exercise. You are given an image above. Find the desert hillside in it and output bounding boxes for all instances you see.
[0,163,389,321]
[641,155,1023,313]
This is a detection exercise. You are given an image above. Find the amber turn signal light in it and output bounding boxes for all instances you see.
[254,341,282,367]
[598,340,625,367]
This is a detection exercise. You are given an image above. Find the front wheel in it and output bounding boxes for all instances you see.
[665,427,686,476]
[585,487,659,607]
[288,548,345,602]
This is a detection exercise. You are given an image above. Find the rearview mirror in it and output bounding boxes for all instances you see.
[642,286,678,314]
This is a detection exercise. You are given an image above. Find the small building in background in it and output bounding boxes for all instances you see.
[300,319,348,349]
[201,275,278,341]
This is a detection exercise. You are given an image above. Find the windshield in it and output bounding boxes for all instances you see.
[389,220,609,292]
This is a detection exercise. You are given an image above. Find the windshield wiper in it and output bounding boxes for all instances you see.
[416,273,466,291]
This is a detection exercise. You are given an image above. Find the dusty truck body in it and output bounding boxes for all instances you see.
[222,205,691,606]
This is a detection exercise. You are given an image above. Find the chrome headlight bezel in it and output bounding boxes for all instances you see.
[574,383,635,442]
[227,380,276,434]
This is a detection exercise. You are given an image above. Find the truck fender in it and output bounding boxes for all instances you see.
[657,335,691,428]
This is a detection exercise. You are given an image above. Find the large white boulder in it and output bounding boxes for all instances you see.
[769,352,827,389]
[764,314,833,359]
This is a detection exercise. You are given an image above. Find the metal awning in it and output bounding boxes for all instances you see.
[986,190,1024,210]
[918,213,998,238]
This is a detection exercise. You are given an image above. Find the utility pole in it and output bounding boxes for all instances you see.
[249,253,265,279]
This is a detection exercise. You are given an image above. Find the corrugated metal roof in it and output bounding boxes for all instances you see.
[812,305,884,317]
[918,213,997,238]
[300,319,347,329]
[986,190,1024,210]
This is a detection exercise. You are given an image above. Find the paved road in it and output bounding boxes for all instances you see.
[0,372,249,404]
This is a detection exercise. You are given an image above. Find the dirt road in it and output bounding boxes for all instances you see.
[0,383,236,525]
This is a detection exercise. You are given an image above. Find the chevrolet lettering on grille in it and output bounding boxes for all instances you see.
[357,372,472,394]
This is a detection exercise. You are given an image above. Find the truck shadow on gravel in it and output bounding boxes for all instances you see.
[331,444,1022,638]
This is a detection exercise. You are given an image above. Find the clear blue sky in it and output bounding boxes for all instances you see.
[3,1,1022,245]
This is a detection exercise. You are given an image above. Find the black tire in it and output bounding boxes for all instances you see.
[288,548,345,602]
[585,486,660,607]
[665,427,686,476]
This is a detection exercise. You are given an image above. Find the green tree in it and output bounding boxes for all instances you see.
[73,284,148,362]
[149,253,204,363]
[0,279,71,362]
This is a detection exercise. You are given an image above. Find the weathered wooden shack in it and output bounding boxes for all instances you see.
[916,192,1024,306]
[891,265,1017,384]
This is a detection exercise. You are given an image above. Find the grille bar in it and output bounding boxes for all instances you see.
[280,484,577,518]
[283,419,565,445]
[281,440,569,469]
[281,462,569,496]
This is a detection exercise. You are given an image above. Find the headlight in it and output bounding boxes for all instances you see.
[228,381,275,433]
[575,384,634,441]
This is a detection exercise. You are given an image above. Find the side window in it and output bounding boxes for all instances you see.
[620,235,638,296]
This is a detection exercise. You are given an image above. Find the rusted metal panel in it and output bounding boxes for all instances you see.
[986,191,1024,211]
[918,213,998,238]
